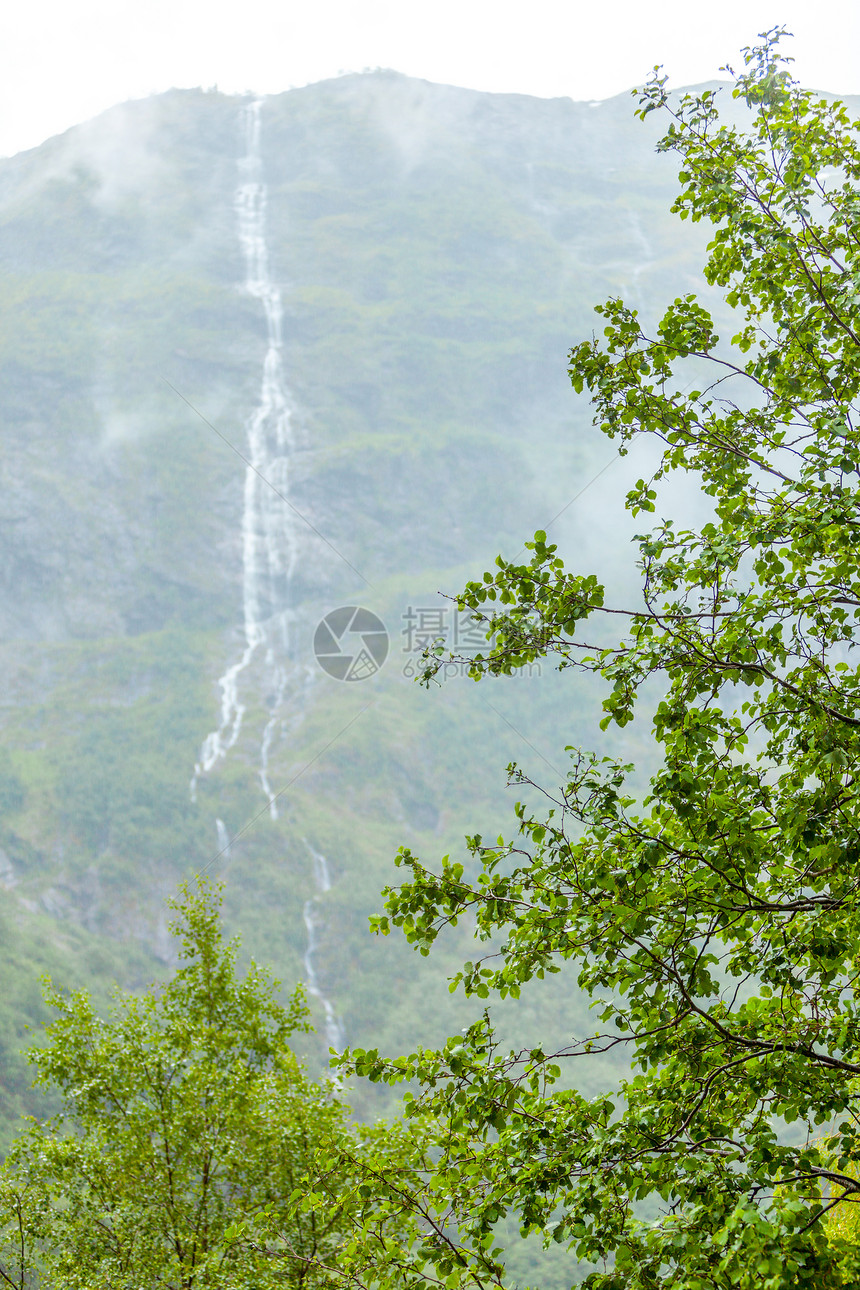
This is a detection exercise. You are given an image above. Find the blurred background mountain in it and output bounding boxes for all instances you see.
[0,70,788,1161]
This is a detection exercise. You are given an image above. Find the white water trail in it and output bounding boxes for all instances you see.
[628,210,655,308]
[302,841,346,1051]
[259,658,289,819]
[215,818,232,859]
[191,99,299,817]
[190,105,345,1056]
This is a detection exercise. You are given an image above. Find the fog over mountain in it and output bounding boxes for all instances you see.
[5,70,845,1171]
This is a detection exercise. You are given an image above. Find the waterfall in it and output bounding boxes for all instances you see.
[215,818,231,859]
[302,841,346,1051]
[628,210,654,306]
[191,103,344,1057]
[191,98,299,818]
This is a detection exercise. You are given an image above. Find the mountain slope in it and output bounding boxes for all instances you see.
[0,71,785,1145]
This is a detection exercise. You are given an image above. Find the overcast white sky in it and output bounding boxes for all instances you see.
[2,0,858,159]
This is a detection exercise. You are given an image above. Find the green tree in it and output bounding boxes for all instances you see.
[0,880,427,1290]
[325,31,860,1290]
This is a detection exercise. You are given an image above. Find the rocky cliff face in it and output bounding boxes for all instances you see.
[0,72,740,1143]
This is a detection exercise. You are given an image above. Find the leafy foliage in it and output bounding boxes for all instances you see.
[0,881,427,1290]
[322,32,860,1289]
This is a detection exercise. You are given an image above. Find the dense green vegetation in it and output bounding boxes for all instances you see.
[0,881,428,1288]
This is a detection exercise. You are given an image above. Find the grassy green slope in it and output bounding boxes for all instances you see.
[0,74,723,1160]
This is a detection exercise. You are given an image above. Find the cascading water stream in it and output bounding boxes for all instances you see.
[628,210,655,306]
[191,98,299,819]
[192,101,344,1048]
[215,818,231,860]
[302,841,346,1050]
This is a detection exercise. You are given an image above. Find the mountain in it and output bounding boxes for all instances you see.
[0,67,793,1167]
